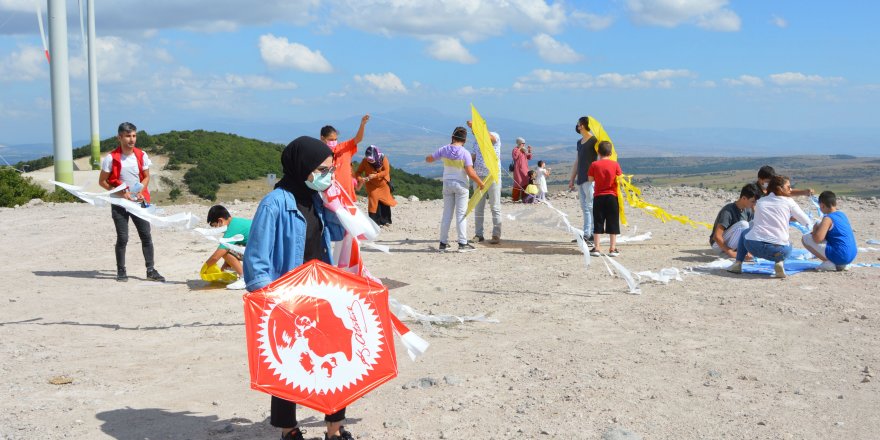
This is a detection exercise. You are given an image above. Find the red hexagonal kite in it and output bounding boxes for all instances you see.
[243,259,398,415]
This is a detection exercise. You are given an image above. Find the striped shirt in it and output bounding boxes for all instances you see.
[431,144,473,183]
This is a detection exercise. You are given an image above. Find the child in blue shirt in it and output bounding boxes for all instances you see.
[802,190,857,271]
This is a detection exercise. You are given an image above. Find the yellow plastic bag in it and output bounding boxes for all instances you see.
[200,263,238,283]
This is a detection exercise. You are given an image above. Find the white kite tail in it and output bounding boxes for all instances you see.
[50,180,200,229]
[319,182,428,359]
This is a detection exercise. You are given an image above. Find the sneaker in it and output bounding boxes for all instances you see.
[817,260,837,272]
[771,261,786,278]
[281,428,305,440]
[608,248,620,257]
[589,248,601,257]
[325,428,354,440]
[116,268,128,282]
[838,264,852,271]
[458,243,477,253]
[438,242,450,252]
[472,235,485,243]
[226,277,246,290]
[726,261,742,274]
[146,268,166,282]
[489,236,501,244]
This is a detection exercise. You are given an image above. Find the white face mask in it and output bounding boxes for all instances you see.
[761,182,769,189]
[305,171,334,192]
[325,140,338,149]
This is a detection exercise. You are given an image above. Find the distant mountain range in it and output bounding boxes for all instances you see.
[4,108,878,174]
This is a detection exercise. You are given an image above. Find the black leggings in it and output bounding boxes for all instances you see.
[270,396,346,428]
[369,202,392,225]
[111,204,154,270]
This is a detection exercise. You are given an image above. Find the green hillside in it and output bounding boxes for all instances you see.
[14,130,442,201]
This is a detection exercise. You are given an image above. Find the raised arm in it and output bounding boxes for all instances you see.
[351,114,370,145]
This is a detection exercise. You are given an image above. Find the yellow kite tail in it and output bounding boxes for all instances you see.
[617,175,712,230]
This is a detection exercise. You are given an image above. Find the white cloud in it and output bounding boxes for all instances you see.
[220,74,297,91]
[530,33,583,64]
[0,45,46,81]
[259,34,333,73]
[768,72,844,87]
[353,72,408,93]
[69,36,147,82]
[571,10,614,31]
[330,0,566,43]
[723,75,764,87]
[626,0,741,31]
[513,68,695,90]
[771,15,788,28]
[426,38,477,64]
[457,85,504,96]
[142,68,299,110]
[693,80,717,88]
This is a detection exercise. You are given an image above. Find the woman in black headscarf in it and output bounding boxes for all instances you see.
[243,136,353,440]
[355,144,397,226]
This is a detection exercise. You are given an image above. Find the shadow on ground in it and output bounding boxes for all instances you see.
[95,407,361,440]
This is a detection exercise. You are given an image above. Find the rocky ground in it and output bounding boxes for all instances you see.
[1,186,879,440]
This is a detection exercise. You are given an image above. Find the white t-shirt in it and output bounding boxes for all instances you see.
[745,193,811,245]
[101,150,151,191]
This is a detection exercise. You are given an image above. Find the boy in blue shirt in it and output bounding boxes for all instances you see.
[802,191,857,271]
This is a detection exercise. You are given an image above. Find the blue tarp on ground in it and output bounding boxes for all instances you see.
[740,248,820,276]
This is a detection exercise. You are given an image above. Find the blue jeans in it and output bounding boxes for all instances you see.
[578,181,594,237]
[736,237,792,263]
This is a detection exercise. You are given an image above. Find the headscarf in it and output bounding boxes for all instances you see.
[275,136,333,202]
[365,144,384,169]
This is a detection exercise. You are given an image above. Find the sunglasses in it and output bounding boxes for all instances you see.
[315,165,336,176]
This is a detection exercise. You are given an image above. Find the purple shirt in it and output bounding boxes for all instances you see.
[431,144,473,183]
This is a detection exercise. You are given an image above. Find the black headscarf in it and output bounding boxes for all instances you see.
[275,136,333,262]
[275,136,333,202]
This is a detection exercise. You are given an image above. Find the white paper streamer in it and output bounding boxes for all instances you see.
[635,268,682,284]
[52,181,199,229]
[389,297,499,324]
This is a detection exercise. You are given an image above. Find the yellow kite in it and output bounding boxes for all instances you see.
[466,104,500,216]
[587,116,617,162]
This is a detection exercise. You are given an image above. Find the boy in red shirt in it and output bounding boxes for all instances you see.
[587,141,622,257]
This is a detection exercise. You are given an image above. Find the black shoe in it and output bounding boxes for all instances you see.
[457,243,477,253]
[281,428,305,440]
[116,268,128,282]
[472,235,485,242]
[438,242,450,252]
[325,427,354,440]
[146,268,165,282]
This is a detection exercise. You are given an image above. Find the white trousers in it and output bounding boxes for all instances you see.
[440,180,469,245]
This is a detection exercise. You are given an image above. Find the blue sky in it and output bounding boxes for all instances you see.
[0,0,878,147]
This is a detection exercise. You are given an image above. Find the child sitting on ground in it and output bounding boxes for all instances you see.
[523,170,538,204]
[205,205,252,290]
[587,141,622,257]
[801,190,857,271]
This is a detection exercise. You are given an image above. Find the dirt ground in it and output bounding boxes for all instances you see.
[1,184,879,440]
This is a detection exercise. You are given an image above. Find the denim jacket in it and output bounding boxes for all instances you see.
[243,188,344,291]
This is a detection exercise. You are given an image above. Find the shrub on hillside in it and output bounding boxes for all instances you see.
[0,168,46,207]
